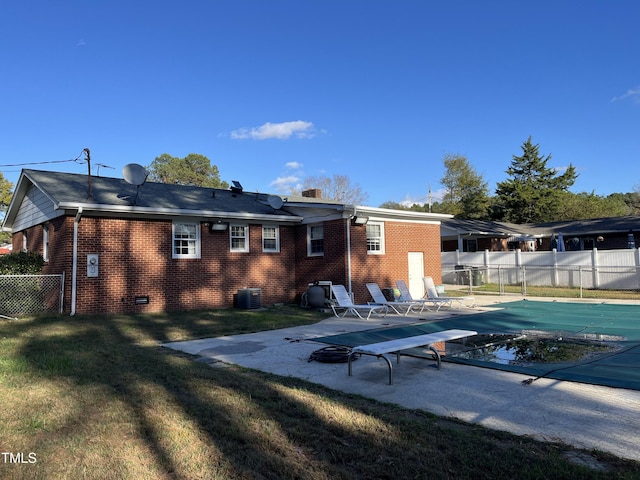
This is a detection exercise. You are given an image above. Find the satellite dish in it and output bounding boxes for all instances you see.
[122,164,148,186]
[267,195,284,210]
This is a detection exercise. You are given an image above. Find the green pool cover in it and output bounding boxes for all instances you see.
[313,300,640,391]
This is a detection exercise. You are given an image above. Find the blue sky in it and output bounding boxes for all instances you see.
[1,1,639,207]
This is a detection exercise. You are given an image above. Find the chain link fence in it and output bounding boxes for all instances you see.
[0,274,65,317]
[443,265,640,298]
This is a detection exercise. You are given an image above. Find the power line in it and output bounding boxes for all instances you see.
[0,158,81,167]
[0,150,88,169]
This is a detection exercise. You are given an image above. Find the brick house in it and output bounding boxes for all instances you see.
[2,169,451,314]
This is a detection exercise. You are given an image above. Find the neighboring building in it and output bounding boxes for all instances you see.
[441,217,640,252]
[1,169,451,314]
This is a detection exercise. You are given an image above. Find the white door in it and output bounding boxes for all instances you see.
[407,252,424,299]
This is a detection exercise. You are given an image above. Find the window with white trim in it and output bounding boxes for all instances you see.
[172,222,200,258]
[230,224,249,252]
[43,224,49,262]
[262,225,280,252]
[366,222,385,254]
[308,224,324,256]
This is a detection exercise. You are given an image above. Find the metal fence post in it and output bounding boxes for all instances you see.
[579,266,583,298]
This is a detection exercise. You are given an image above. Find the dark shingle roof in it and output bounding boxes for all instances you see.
[21,169,294,217]
[441,216,640,238]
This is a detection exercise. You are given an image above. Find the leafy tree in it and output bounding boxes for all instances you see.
[440,154,490,219]
[378,201,407,210]
[611,191,640,215]
[493,137,577,223]
[146,153,229,188]
[296,174,369,205]
[378,201,434,212]
[0,172,14,243]
[553,191,630,220]
[0,172,12,208]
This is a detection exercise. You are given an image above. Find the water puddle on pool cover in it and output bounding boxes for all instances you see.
[450,332,622,365]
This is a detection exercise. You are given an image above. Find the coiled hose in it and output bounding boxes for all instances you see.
[308,346,358,363]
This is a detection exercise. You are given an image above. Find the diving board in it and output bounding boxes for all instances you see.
[347,329,477,384]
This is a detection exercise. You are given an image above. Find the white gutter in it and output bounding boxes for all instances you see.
[346,206,360,298]
[70,207,83,316]
[56,202,303,223]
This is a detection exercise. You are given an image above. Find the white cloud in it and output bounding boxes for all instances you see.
[400,188,444,207]
[610,86,640,104]
[553,165,571,174]
[231,121,315,140]
[269,175,301,193]
[285,161,303,169]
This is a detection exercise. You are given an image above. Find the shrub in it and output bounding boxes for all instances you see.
[0,251,45,274]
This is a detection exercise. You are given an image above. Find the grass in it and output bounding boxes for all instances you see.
[1,305,639,479]
[467,283,640,301]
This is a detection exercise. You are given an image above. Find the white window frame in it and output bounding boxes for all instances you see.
[172,221,201,259]
[366,221,385,255]
[230,224,249,252]
[262,225,280,253]
[307,224,324,256]
[43,224,49,262]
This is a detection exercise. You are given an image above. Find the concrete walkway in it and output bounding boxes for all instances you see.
[163,297,640,462]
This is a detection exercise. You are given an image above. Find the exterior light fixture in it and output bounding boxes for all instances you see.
[209,221,229,231]
[352,216,369,226]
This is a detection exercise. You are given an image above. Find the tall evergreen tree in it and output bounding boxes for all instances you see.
[494,137,577,223]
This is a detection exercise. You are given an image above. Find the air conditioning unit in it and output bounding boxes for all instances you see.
[307,281,332,301]
[236,288,261,309]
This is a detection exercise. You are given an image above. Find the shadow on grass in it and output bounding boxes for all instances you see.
[4,307,640,479]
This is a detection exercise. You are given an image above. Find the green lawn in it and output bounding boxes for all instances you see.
[1,305,638,479]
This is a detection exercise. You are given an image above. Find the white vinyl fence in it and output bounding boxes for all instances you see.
[442,248,640,292]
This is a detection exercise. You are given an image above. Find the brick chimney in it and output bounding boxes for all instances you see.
[301,188,322,198]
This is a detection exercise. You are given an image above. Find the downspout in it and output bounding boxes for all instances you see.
[346,207,357,298]
[346,216,353,297]
[70,207,83,316]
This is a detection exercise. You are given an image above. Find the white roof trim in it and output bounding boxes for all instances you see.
[354,205,452,224]
[57,202,303,223]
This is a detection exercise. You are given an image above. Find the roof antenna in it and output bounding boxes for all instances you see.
[95,163,114,176]
[83,148,93,201]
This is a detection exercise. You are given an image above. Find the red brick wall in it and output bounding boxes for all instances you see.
[37,216,297,314]
[18,214,442,314]
[293,219,349,301]
[293,219,442,305]
[349,221,442,303]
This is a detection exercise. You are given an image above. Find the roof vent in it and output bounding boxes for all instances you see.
[230,180,243,194]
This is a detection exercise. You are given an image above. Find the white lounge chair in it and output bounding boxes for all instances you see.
[365,283,422,315]
[347,329,478,384]
[423,276,475,308]
[330,285,388,320]
[395,279,451,311]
